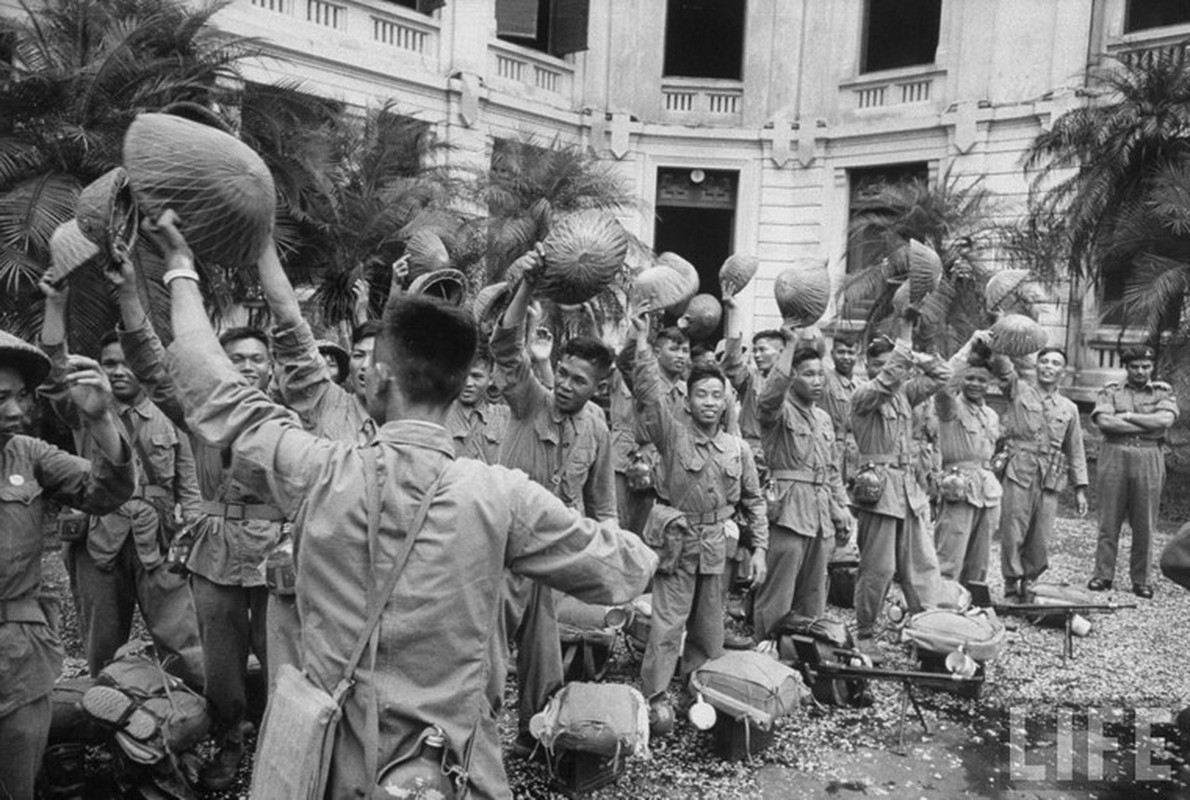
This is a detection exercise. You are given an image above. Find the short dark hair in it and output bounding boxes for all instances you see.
[99,330,121,350]
[655,326,689,348]
[380,295,477,406]
[472,344,494,371]
[1036,346,1067,363]
[687,363,726,394]
[561,336,613,379]
[832,334,859,350]
[690,344,713,361]
[867,337,895,359]
[352,321,382,348]
[790,348,822,370]
[219,326,270,351]
[752,329,784,346]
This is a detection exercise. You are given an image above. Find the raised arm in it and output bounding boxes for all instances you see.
[173,429,203,523]
[37,281,81,432]
[491,254,550,419]
[719,296,752,394]
[757,327,797,424]
[629,307,678,454]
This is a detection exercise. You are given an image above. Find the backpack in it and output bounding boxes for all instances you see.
[688,651,802,729]
[556,595,624,682]
[772,614,873,708]
[900,608,1007,663]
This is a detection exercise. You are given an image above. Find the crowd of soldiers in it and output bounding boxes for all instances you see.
[0,211,1180,799]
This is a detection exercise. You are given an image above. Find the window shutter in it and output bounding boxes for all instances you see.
[550,0,590,56]
[496,0,540,40]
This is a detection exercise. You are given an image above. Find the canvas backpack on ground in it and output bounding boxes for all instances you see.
[555,594,625,682]
[529,682,649,797]
[900,608,1007,663]
[688,651,802,728]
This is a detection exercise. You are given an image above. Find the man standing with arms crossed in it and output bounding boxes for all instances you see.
[1089,346,1177,598]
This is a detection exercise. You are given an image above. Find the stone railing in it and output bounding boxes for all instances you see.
[1106,29,1190,70]
[243,0,439,60]
[841,68,945,112]
[488,40,576,105]
[659,78,744,125]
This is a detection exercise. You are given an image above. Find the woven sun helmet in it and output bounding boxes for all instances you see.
[123,112,275,268]
[681,294,723,341]
[988,313,1048,357]
[0,329,52,388]
[470,280,512,325]
[535,210,630,305]
[404,230,451,278]
[44,219,104,288]
[774,259,831,326]
[984,269,1032,313]
[407,268,467,306]
[75,167,139,261]
[907,239,942,305]
[719,253,758,298]
[891,280,912,318]
[632,266,696,314]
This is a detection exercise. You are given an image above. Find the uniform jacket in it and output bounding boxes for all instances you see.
[270,319,375,445]
[850,342,949,519]
[119,321,284,587]
[634,344,768,574]
[1092,380,1180,441]
[0,432,133,716]
[445,399,509,464]
[757,351,848,537]
[41,342,201,568]
[490,323,616,521]
[823,367,859,476]
[934,387,1002,509]
[721,335,766,445]
[1000,370,1088,492]
[165,331,657,800]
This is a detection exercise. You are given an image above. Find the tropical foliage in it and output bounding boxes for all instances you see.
[838,168,999,355]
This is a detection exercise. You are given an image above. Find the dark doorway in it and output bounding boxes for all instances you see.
[654,168,737,342]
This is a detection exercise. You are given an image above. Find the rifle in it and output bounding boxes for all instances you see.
[990,601,1138,661]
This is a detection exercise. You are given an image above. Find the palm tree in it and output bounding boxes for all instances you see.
[838,167,999,355]
[0,0,252,345]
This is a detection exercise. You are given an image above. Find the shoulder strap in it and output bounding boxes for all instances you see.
[335,445,447,697]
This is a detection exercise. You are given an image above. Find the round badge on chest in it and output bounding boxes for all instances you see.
[9,474,26,487]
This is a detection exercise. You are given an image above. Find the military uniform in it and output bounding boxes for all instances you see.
[633,345,767,698]
[849,342,948,638]
[751,346,849,639]
[119,320,286,748]
[609,370,651,534]
[0,426,134,799]
[42,342,204,687]
[823,367,858,484]
[1091,379,1178,588]
[446,396,509,465]
[490,322,618,736]
[997,372,1087,585]
[166,331,655,800]
[933,383,1001,584]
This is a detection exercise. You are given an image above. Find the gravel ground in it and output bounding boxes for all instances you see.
[44,492,1190,798]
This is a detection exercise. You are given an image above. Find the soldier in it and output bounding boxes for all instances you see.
[721,296,784,458]
[998,346,1088,599]
[1089,345,1178,598]
[490,253,619,757]
[39,282,204,688]
[932,336,1003,586]
[850,324,951,656]
[445,346,509,464]
[822,334,860,484]
[629,306,767,726]
[751,338,851,638]
[0,330,134,800]
[153,215,655,798]
[109,256,285,789]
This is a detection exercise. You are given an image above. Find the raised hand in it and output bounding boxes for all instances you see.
[529,326,554,362]
[391,255,411,285]
[37,276,69,306]
[65,355,114,419]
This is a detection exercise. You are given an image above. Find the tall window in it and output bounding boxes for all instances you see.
[862,0,941,73]
[382,0,444,13]
[1125,0,1190,33]
[496,0,590,57]
[844,163,929,318]
[663,0,746,80]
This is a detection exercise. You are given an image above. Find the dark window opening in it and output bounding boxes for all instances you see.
[1099,262,1179,328]
[663,0,746,80]
[862,0,941,74]
[382,0,444,14]
[1125,0,1190,32]
[496,0,590,57]
[844,162,929,319]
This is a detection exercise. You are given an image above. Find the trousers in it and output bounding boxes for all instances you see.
[508,577,564,734]
[1094,442,1164,587]
[0,695,51,800]
[614,473,654,537]
[190,576,268,737]
[641,566,724,699]
[65,539,204,689]
[854,509,941,638]
[934,500,999,585]
[752,527,829,640]
[999,478,1060,582]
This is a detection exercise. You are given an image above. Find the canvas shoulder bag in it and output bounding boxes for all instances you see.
[250,446,446,800]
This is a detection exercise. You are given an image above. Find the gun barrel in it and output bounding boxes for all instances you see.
[808,663,982,684]
[992,603,1137,614]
